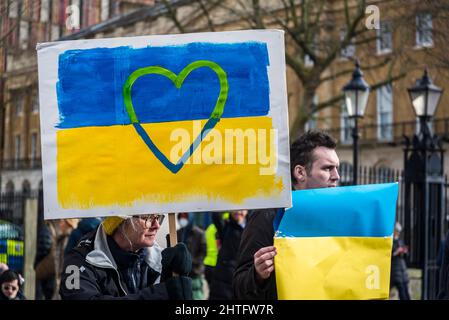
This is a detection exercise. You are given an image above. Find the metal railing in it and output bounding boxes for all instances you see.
[0,158,42,170]
[327,117,449,145]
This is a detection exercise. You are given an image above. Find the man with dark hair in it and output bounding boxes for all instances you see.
[233,130,340,299]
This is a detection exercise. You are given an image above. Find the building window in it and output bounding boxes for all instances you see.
[340,103,353,144]
[19,20,29,50]
[15,135,21,161]
[416,13,433,47]
[32,94,39,113]
[41,0,50,22]
[22,180,31,197]
[31,133,38,160]
[14,93,24,116]
[8,1,19,18]
[377,21,392,54]
[377,84,393,141]
[51,24,60,40]
[5,181,15,194]
[340,28,355,59]
[101,0,110,21]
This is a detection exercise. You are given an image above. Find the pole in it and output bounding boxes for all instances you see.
[24,198,37,300]
[352,116,359,185]
[168,213,177,247]
[421,117,430,300]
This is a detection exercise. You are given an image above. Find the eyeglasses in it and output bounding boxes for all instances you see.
[1,284,18,292]
[133,214,165,228]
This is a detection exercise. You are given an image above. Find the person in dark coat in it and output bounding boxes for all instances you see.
[438,230,449,299]
[64,218,102,255]
[168,213,207,300]
[60,215,192,300]
[209,210,248,300]
[390,222,410,300]
[34,221,55,300]
[233,130,340,299]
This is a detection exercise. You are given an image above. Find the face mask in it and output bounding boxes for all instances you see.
[179,218,189,228]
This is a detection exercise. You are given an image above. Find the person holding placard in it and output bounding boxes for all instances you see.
[233,131,340,299]
[60,215,192,300]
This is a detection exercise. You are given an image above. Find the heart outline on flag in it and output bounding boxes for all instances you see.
[122,60,228,174]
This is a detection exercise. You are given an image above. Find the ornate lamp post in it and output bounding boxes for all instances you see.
[343,60,370,185]
[404,69,444,299]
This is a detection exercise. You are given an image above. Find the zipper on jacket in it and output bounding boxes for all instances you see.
[85,260,128,296]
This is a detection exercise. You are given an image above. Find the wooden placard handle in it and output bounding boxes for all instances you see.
[168,213,177,247]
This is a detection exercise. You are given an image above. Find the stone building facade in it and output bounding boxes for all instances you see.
[1,0,449,194]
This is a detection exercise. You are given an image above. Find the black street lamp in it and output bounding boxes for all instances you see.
[404,69,445,299]
[408,68,443,136]
[343,60,370,185]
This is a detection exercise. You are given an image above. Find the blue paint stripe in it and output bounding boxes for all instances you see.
[277,183,398,237]
[56,42,270,128]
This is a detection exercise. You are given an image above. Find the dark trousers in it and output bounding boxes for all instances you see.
[392,281,411,300]
[35,278,56,300]
[204,265,215,287]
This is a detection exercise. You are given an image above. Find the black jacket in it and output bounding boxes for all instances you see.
[209,213,244,300]
[438,231,449,299]
[390,238,409,285]
[176,225,207,277]
[59,225,169,300]
[232,209,277,300]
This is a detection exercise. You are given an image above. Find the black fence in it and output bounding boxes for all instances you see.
[0,190,41,238]
[327,117,449,146]
[339,163,449,299]
[0,192,27,234]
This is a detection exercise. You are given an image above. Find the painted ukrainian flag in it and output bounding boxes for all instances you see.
[37,31,291,219]
[274,183,398,300]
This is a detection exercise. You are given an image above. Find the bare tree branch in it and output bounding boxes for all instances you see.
[161,0,185,33]
[215,2,257,28]
[251,0,265,29]
[0,0,35,48]
[320,57,392,83]
[196,0,216,32]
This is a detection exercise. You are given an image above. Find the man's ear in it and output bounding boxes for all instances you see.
[293,164,307,184]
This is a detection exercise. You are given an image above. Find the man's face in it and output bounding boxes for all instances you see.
[294,146,340,190]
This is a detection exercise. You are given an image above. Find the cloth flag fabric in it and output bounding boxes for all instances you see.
[274,183,398,299]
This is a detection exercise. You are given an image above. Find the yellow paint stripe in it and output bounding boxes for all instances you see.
[57,116,283,209]
[274,236,393,300]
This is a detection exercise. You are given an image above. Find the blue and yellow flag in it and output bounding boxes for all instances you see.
[274,183,398,300]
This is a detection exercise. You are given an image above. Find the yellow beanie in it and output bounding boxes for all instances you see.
[102,216,125,235]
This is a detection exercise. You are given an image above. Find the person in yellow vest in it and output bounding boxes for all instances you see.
[203,221,218,291]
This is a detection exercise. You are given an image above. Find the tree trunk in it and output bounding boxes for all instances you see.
[289,83,318,141]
